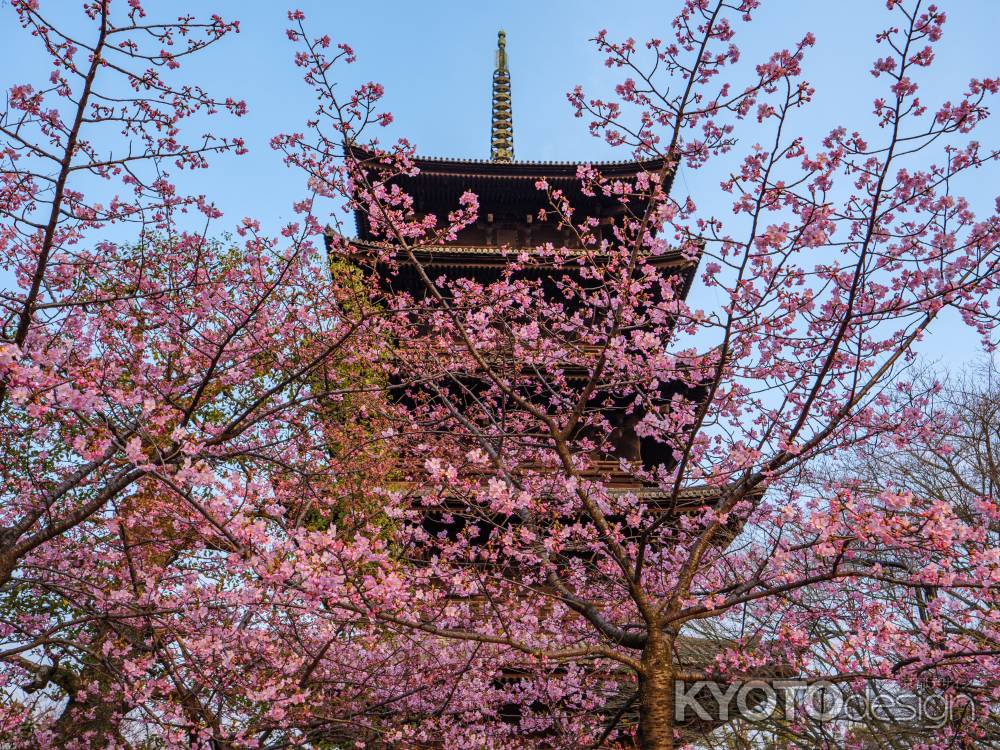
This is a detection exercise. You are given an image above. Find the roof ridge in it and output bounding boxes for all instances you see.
[413,154,663,167]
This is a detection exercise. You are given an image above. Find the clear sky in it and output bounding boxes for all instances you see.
[1,0,997,366]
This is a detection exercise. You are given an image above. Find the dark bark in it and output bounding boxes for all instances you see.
[638,632,676,750]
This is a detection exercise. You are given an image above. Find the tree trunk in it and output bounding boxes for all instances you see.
[638,632,676,750]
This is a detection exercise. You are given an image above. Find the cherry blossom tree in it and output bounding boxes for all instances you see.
[686,362,1000,749]
[0,0,246,585]
[0,2,401,747]
[275,1,1000,749]
[1,1,998,749]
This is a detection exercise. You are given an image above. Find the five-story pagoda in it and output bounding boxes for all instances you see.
[326,30,752,747]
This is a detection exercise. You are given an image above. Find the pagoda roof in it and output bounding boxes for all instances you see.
[402,153,668,178]
[349,150,675,241]
[348,146,671,183]
[341,237,700,301]
[347,239,692,267]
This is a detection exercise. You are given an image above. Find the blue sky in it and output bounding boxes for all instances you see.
[2,0,997,366]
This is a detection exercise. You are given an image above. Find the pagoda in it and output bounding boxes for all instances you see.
[327,31,759,745]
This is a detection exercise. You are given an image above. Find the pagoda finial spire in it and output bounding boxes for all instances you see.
[490,30,514,162]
